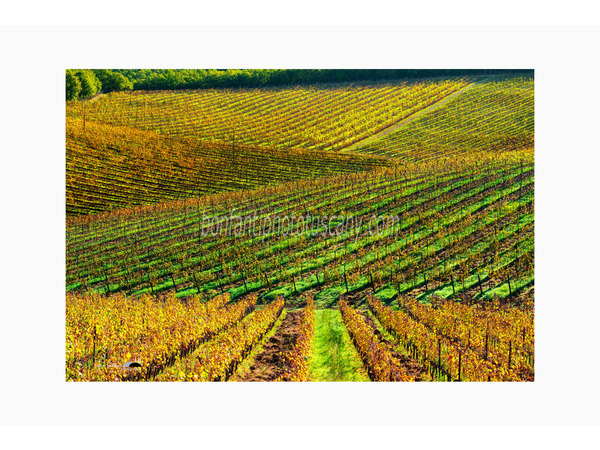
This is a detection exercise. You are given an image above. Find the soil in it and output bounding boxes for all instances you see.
[360,311,426,381]
[87,93,106,103]
[339,291,369,306]
[233,311,303,381]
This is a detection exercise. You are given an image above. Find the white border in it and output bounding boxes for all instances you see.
[1,25,599,434]
[2,1,599,27]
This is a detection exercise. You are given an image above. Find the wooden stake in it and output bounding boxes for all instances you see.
[344,271,349,294]
[242,272,248,293]
[485,331,489,360]
[192,273,201,294]
[91,325,96,369]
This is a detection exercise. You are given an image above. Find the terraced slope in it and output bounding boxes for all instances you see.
[359,75,534,161]
[66,149,534,309]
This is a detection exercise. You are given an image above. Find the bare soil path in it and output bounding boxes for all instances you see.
[87,92,106,103]
[232,310,302,381]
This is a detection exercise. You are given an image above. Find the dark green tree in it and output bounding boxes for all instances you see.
[92,70,133,93]
[75,70,102,98]
[66,70,82,101]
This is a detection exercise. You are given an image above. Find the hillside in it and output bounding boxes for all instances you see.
[66,74,535,216]
[66,117,390,215]
[66,76,473,151]
[354,74,534,161]
[67,149,533,308]
[65,70,535,383]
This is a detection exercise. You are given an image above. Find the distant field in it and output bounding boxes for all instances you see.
[66,117,389,216]
[66,76,478,216]
[66,77,472,152]
[358,75,534,161]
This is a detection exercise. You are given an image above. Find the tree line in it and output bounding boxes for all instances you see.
[66,69,133,101]
[67,69,534,100]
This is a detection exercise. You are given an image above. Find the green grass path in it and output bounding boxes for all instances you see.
[308,309,370,381]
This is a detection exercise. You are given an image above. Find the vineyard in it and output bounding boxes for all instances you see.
[66,117,389,215]
[66,76,472,151]
[65,76,475,215]
[357,75,534,161]
[65,70,534,382]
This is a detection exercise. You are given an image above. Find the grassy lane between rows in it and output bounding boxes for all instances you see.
[308,309,369,381]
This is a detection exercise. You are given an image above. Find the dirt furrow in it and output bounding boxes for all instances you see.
[233,311,303,381]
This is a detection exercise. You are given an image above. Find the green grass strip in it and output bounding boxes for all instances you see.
[308,309,370,381]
